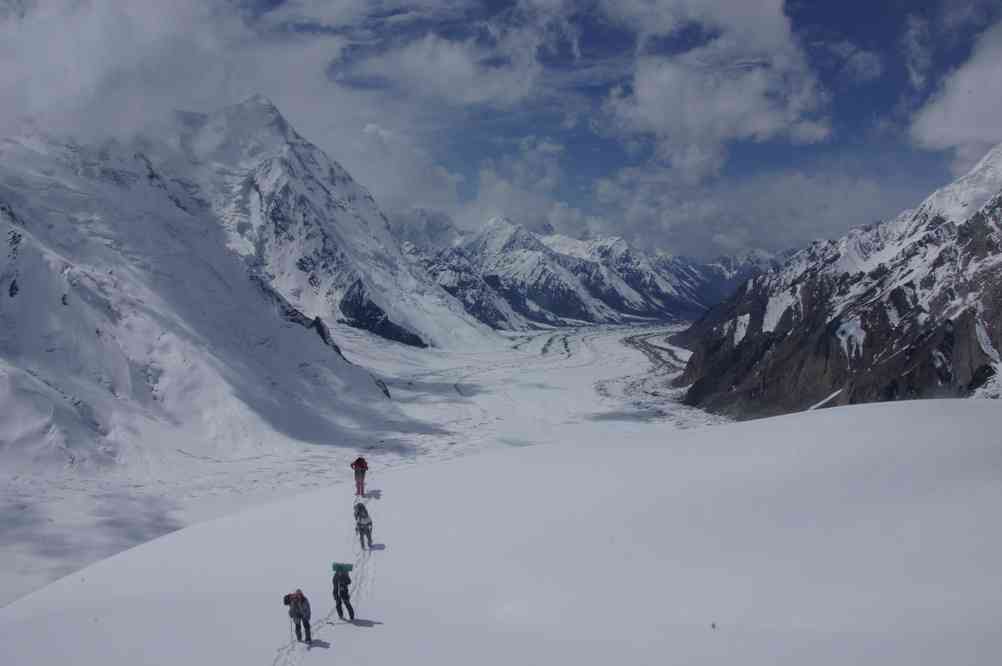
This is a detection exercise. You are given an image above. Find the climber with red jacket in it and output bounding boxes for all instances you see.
[282,589,312,644]
[350,456,368,496]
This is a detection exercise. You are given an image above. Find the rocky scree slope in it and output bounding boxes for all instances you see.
[675,143,1002,417]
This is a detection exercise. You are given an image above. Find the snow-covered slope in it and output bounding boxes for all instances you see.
[3,400,1001,665]
[677,142,1002,416]
[462,217,638,324]
[0,109,483,598]
[152,96,491,349]
[399,215,767,329]
[0,132,403,469]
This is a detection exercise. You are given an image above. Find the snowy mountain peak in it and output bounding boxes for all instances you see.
[911,141,1002,227]
[540,234,631,262]
[466,216,546,256]
[183,95,297,165]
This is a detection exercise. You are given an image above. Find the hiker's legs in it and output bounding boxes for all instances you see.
[364,527,373,548]
[359,529,366,550]
[304,619,312,643]
[343,591,354,620]
[335,593,344,619]
[354,471,364,496]
[293,617,303,641]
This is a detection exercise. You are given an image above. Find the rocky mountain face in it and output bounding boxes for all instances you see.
[398,214,770,329]
[156,96,490,350]
[675,143,1002,418]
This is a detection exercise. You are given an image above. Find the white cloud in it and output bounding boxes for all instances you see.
[354,34,541,107]
[456,136,599,235]
[827,41,884,82]
[599,1,829,180]
[910,20,1002,173]
[262,0,472,28]
[0,0,472,216]
[902,15,932,90]
[606,45,829,179]
[347,0,579,110]
[593,160,935,257]
[599,0,796,55]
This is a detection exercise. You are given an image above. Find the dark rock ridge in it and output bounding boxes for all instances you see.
[676,143,1002,418]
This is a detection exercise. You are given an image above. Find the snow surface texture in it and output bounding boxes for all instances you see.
[2,400,1001,665]
[0,129,438,600]
[0,324,710,604]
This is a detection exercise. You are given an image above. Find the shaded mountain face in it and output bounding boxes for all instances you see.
[155,96,489,350]
[397,214,771,329]
[0,126,413,471]
[676,143,1002,418]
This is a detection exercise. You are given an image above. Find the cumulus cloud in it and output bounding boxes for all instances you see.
[826,41,884,83]
[593,160,935,258]
[0,1,956,259]
[352,33,542,107]
[599,0,798,55]
[606,46,829,179]
[343,0,579,110]
[0,1,474,216]
[0,1,246,136]
[456,135,600,235]
[599,1,829,180]
[264,0,471,27]
[910,20,1002,173]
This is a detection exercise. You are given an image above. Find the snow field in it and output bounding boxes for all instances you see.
[2,399,1001,665]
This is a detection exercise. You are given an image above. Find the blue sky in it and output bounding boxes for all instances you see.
[3,1,1002,257]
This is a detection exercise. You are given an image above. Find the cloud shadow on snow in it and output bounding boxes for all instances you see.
[0,492,183,602]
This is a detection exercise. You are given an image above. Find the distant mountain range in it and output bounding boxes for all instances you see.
[0,95,774,471]
[396,212,775,330]
[675,142,1002,417]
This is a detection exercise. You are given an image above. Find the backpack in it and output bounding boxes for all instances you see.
[354,503,371,525]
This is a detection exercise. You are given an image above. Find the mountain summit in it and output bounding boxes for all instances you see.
[400,213,774,329]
